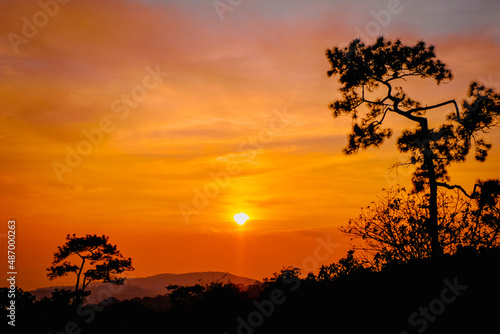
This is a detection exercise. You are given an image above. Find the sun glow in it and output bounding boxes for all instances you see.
[234,212,250,225]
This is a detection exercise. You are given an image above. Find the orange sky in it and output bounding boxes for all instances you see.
[1,0,500,290]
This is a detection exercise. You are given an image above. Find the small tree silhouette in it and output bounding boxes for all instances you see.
[166,284,205,309]
[47,234,133,303]
[317,250,369,281]
[326,37,500,256]
[264,266,301,283]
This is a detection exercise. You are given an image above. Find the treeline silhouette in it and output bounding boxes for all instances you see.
[2,247,499,333]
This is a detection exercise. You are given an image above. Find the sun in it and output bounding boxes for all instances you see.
[233,212,250,225]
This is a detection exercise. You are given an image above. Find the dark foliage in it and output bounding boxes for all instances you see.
[342,187,500,267]
[6,249,500,333]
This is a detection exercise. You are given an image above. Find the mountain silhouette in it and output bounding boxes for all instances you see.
[30,271,258,302]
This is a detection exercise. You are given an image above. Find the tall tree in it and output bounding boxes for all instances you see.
[47,234,133,299]
[326,37,500,256]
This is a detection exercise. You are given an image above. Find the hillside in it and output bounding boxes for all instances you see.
[30,271,259,302]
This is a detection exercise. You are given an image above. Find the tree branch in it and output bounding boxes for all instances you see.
[82,275,92,291]
[437,182,479,199]
[375,79,427,124]
[408,100,460,119]
[361,84,390,105]
[386,72,422,82]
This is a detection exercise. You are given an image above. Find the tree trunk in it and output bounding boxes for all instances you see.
[76,257,85,292]
[421,122,443,257]
[425,154,442,256]
[72,257,86,306]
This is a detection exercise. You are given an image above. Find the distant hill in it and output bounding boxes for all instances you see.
[30,271,259,302]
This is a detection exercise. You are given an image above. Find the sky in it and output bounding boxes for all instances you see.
[1,0,500,290]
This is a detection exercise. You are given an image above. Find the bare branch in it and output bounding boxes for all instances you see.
[408,99,460,118]
[436,182,479,199]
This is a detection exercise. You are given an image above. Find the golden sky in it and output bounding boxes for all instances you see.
[1,0,500,290]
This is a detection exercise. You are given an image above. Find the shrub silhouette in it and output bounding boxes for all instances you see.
[341,186,500,268]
